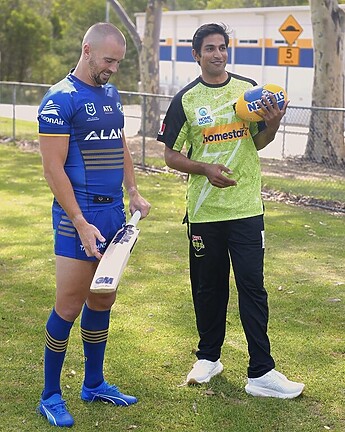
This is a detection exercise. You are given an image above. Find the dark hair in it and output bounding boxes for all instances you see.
[192,23,230,56]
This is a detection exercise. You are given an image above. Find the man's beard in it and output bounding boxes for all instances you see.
[89,59,111,86]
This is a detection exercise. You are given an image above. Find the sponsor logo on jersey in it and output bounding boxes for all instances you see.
[84,128,123,141]
[202,123,249,144]
[195,105,214,126]
[40,100,65,125]
[41,99,60,116]
[103,105,113,113]
[85,102,97,116]
[40,115,64,125]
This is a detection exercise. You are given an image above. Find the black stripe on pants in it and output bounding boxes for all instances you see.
[189,215,275,378]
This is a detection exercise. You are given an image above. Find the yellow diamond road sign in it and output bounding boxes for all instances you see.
[279,15,303,46]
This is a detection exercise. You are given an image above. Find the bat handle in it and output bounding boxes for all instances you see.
[128,209,141,227]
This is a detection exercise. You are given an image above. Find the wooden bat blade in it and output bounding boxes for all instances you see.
[90,211,141,294]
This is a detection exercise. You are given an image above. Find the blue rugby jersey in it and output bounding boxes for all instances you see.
[38,73,125,211]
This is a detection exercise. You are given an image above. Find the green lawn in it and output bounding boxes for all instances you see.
[0,117,38,141]
[0,144,344,431]
[1,115,344,204]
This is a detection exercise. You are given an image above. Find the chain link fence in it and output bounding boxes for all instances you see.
[0,81,344,211]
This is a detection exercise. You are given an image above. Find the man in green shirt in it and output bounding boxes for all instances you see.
[157,23,304,399]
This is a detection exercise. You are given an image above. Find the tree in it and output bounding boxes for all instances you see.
[0,1,51,82]
[108,0,162,137]
[306,0,345,165]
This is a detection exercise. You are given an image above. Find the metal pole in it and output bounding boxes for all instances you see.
[282,66,289,158]
[105,0,110,22]
[12,84,16,143]
[142,95,146,167]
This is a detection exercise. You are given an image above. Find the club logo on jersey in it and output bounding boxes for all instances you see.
[202,122,249,144]
[195,105,214,126]
[85,102,96,116]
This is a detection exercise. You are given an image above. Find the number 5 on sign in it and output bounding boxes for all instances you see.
[278,46,300,66]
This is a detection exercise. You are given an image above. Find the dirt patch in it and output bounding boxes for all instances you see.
[261,157,345,182]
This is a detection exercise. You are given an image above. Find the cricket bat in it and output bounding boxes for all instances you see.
[90,210,141,294]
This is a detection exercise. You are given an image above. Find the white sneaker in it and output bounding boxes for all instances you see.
[245,369,305,399]
[186,359,224,384]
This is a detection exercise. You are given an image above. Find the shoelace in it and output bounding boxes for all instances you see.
[46,400,67,414]
[94,384,120,395]
[105,385,120,394]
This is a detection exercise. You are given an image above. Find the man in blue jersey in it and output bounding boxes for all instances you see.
[158,23,304,399]
[37,22,150,427]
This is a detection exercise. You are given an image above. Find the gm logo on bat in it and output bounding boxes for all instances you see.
[95,277,114,285]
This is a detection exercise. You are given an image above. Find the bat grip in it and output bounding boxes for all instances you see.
[128,210,141,227]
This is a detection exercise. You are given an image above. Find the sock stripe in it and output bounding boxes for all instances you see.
[45,329,69,353]
[81,328,109,344]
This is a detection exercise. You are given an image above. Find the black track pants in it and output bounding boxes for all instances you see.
[189,215,275,378]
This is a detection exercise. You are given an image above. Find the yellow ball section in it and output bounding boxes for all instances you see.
[234,84,287,122]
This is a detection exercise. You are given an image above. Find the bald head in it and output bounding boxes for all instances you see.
[73,22,127,87]
[83,22,126,49]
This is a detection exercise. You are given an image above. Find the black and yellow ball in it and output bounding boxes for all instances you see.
[234,84,287,122]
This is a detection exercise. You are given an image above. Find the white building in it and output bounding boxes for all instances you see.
[135,5,345,106]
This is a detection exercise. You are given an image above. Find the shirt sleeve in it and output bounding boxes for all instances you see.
[157,93,189,152]
[38,90,74,136]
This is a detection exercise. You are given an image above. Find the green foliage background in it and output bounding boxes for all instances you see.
[0,0,312,89]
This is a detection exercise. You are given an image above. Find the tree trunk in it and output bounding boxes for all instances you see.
[108,0,162,138]
[306,0,345,165]
[138,0,162,137]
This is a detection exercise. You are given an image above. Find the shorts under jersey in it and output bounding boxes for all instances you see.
[157,72,266,223]
[52,206,125,261]
[38,73,125,212]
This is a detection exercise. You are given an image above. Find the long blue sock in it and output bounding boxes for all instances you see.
[81,304,110,388]
[42,308,74,400]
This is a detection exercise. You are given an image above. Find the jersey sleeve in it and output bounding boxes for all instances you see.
[157,93,189,152]
[38,87,74,136]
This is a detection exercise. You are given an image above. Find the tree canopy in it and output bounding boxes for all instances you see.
[0,0,313,87]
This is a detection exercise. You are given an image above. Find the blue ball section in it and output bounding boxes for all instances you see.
[235,83,287,122]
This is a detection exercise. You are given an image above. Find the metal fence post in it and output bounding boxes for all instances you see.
[142,94,146,167]
[12,83,16,142]
[282,111,286,158]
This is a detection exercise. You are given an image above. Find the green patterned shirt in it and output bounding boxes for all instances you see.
[157,72,265,223]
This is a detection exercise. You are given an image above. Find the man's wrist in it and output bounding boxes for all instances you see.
[127,186,138,195]
[71,213,87,228]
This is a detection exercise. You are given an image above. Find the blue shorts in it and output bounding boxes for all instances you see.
[52,205,126,261]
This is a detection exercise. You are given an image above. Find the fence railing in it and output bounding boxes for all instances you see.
[0,81,344,209]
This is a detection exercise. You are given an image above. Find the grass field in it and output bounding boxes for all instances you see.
[0,117,38,141]
[0,144,344,431]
